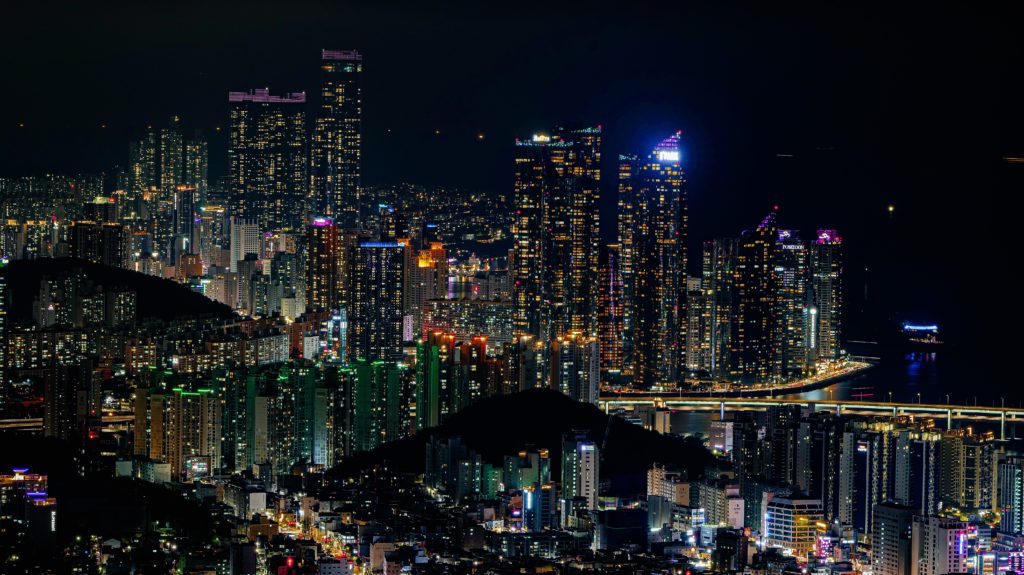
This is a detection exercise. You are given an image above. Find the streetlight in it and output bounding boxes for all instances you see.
[917,392,921,404]
[888,391,893,404]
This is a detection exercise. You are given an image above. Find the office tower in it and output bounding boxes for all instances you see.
[306,217,341,311]
[623,132,686,389]
[561,435,599,510]
[229,217,262,273]
[549,332,599,404]
[696,479,744,529]
[184,137,209,204]
[910,516,969,575]
[350,242,404,362]
[166,387,220,481]
[733,211,778,383]
[999,453,1024,535]
[762,496,823,558]
[810,229,843,363]
[128,128,158,206]
[702,238,738,379]
[597,243,624,375]
[312,50,362,225]
[773,230,810,379]
[511,127,602,341]
[160,116,184,193]
[228,88,308,230]
[69,221,127,268]
[872,502,915,575]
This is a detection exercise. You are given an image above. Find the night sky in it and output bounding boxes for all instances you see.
[2,2,1020,354]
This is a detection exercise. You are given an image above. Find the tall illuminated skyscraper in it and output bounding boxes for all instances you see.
[511,126,601,341]
[305,217,340,312]
[228,89,308,230]
[773,229,810,379]
[733,211,778,383]
[312,50,362,226]
[622,132,687,389]
[350,241,404,362]
[160,116,184,194]
[811,229,843,363]
[597,243,623,375]
[184,137,209,204]
[128,128,158,209]
[701,238,738,379]
[616,154,639,374]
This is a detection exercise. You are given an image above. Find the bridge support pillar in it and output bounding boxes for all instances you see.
[720,402,725,421]
[947,409,952,430]
[1002,411,1006,440]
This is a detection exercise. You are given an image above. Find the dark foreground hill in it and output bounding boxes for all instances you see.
[3,257,234,323]
[331,388,711,497]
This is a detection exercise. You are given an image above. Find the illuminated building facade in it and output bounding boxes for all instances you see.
[773,230,810,379]
[512,126,601,341]
[733,211,778,383]
[228,89,308,230]
[549,332,599,404]
[350,241,404,362]
[597,243,624,375]
[312,50,362,226]
[811,229,843,363]
[69,220,127,268]
[623,132,686,389]
[305,217,340,312]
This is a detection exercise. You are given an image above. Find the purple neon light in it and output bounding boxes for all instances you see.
[322,49,362,61]
[228,89,306,104]
[653,131,682,153]
[11,468,29,474]
[816,229,842,245]
[311,217,332,227]
[758,210,777,230]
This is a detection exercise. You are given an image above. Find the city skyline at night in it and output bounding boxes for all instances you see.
[0,3,1021,574]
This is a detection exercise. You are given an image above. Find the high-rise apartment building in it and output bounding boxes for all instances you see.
[312,50,363,226]
[622,132,686,389]
[228,89,307,230]
[511,127,601,341]
[350,242,404,362]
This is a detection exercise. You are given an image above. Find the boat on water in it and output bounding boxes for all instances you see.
[901,323,944,348]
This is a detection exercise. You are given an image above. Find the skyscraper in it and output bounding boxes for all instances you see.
[305,217,341,312]
[350,241,404,362]
[597,243,624,375]
[733,211,778,383]
[549,332,600,404]
[773,229,810,379]
[811,229,843,364]
[184,137,209,205]
[910,516,969,575]
[511,127,602,341]
[312,50,362,225]
[229,217,262,273]
[160,116,184,194]
[228,89,308,230]
[623,132,686,389]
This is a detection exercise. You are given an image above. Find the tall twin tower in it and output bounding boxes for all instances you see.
[512,129,688,389]
[228,50,363,230]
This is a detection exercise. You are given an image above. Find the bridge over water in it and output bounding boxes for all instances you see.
[598,395,1024,439]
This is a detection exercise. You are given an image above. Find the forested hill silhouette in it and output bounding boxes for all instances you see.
[3,257,234,323]
[330,388,711,497]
